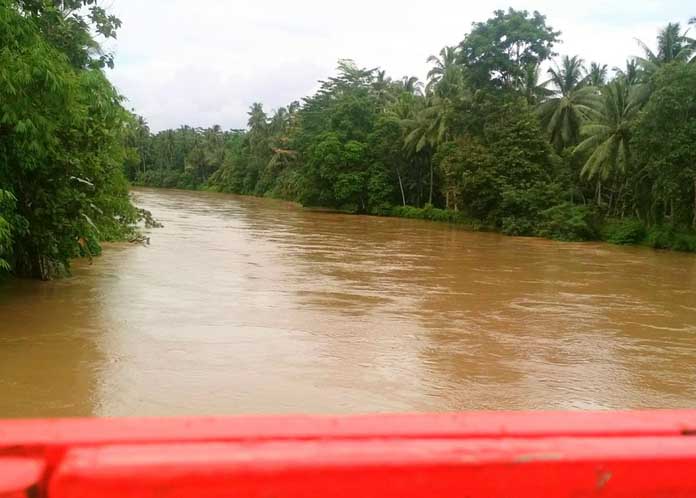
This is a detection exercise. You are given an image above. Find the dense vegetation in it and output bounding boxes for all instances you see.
[130,10,696,251]
[2,6,696,281]
[0,0,142,279]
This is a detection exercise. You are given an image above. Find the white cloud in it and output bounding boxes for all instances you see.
[105,0,694,131]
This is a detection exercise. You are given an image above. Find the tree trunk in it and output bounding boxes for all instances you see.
[614,182,624,217]
[428,160,434,206]
[396,168,406,207]
[670,198,674,221]
[692,178,696,229]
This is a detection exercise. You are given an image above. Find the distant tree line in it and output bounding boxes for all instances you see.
[128,10,696,251]
[3,6,695,281]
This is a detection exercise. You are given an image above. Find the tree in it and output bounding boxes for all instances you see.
[0,190,16,272]
[371,70,394,109]
[121,10,696,252]
[426,46,459,93]
[458,8,560,89]
[538,56,598,151]
[587,62,608,87]
[520,64,553,105]
[0,0,138,278]
[369,117,408,207]
[15,0,122,69]
[632,63,696,226]
[398,76,424,96]
[613,59,643,85]
[482,99,558,233]
[401,93,462,205]
[636,22,694,76]
[575,80,647,204]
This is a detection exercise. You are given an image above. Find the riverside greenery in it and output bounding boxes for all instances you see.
[129,10,696,252]
[0,0,142,279]
[2,7,696,281]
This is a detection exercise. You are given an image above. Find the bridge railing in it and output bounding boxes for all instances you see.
[2,410,696,497]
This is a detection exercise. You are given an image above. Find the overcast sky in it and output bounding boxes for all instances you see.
[105,0,694,132]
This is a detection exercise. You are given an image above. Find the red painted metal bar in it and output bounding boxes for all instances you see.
[0,458,44,498]
[2,411,696,498]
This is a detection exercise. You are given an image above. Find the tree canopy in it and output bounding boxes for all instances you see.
[0,0,141,278]
[127,10,696,251]
[5,4,695,281]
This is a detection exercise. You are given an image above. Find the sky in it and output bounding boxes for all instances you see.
[104,0,694,132]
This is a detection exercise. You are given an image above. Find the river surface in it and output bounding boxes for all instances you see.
[2,188,696,418]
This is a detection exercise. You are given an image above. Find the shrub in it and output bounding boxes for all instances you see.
[646,225,696,252]
[390,205,478,227]
[536,203,599,241]
[500,216,536,236]
[602,219,646,245]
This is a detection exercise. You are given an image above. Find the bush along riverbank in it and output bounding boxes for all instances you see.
[0,1,146,279]
[124,10,696,253]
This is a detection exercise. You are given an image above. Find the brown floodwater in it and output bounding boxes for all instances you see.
[2,187,696,418]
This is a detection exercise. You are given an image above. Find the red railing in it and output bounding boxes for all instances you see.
[2,411,696,497]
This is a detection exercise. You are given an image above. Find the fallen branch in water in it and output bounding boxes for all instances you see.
[129,234,151,246]
[137,208,164,228]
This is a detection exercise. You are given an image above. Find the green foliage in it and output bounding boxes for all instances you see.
[576,80,647,182]
[390,205,478,226]
[459,8,560,89]
[646,225,696,251]
[536,203,599,241]
[631,62,696,228]
[2,0,694,284]
[125,11,695,254]
[0,0,139,278]
[537,56,599,151]
[602,219,646,245]
[0,190,16,272]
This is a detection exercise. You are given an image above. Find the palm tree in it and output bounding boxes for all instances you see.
[426,46,459,93]
[371,70,394,109]
[399,76,424,96]
[401,92,462,205]
[247,103,267,132]
[520,63,553,105]
[538,55,598,151]
[636,22,694,75]
[247,102,269,160]
[575,80,648,202]
[402,102,437,204]
[613,59,643,85]
[687,19,696,61]
[587,62,608,87]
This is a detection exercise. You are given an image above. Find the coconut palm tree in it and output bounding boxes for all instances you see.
[401,94,456,205]
[371,70,394,109]
[576,80,649,199]
[520,63,553,105]
[426,46,459,93]
[613,59,643,85]
[538,55,598,151]
[398,76,424,96]
[247,103,268,132]
[587,62,608,87]
[636,22,694,75]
